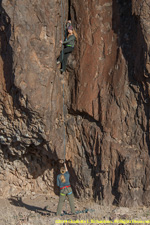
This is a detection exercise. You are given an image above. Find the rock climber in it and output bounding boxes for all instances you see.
[56,162,75,216]
[57,25,77,73]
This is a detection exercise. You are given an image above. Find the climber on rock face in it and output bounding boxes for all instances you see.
[57,25,77,73]
[56,162,75,216]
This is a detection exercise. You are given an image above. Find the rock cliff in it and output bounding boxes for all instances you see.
[0,0,150,207]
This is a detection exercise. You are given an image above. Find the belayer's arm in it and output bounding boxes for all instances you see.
[64,163,68,172]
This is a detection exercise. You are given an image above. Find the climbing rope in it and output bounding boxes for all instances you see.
[60,0,68,215]
[60,0,66,163]
[61,208,95,216]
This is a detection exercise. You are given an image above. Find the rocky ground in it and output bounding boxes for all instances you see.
[0,194,150,225]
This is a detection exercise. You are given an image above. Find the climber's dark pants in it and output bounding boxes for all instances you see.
[56,187,75,216]
[58,47,74,72]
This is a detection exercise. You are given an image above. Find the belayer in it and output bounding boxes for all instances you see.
[56,162,76,216]
[57,23,77,73]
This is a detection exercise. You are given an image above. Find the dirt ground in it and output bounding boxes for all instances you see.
[0,194,150,225]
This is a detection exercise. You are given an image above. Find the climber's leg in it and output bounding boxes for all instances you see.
[67,187,75,214]
[62,53,69,71]
[57,50,64,63]
[61,47,74,72]
[56,193,66,216]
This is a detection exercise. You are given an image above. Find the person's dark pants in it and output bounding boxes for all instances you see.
[57,47,74,72]
[56,187,75,216]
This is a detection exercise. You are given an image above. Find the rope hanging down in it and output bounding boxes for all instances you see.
[61,0,66,163]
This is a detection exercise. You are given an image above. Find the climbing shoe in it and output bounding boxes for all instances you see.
[60,69,64,74]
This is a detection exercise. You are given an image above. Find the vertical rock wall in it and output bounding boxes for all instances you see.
[0,0,150,207]
[66,0,150,206]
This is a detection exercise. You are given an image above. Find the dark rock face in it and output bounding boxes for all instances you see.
[0,0,150,207]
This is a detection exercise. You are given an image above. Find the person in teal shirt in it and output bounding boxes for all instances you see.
[56,162,75,216]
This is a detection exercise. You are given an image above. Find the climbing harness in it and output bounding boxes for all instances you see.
[60,191,72,196]
[60,193,66,196]
[60,185,71,189]
[67,191,72,195]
